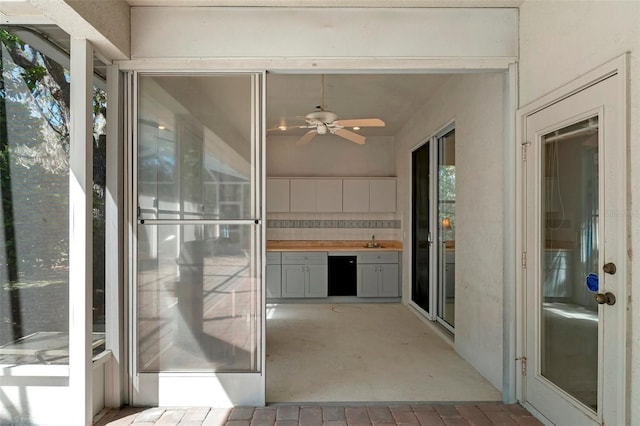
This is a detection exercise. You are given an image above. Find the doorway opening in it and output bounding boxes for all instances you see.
[264,72,500,403]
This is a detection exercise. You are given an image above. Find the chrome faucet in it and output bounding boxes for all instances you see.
[366,235,380,248]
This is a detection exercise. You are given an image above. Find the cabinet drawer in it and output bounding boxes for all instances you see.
[282,251,328,265]
[266,252,282,265]
[358,251,398,264]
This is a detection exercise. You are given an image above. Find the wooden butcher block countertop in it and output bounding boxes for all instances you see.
[266,240,403,252]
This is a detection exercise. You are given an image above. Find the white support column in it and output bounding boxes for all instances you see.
[69,37,93,426]
[502,61,518,404]
[105,63,125,407]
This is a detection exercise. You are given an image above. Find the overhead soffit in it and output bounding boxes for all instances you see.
[125,0,523,6]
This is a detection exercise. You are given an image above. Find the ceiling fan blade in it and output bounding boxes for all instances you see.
[297,130,317,145]
[334,128,366,145]
[334,118,385,128]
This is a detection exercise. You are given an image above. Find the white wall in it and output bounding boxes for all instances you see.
[267,135,395,177]
[519,0,640,420]
[395,73,506,390]
[130,7,517,60]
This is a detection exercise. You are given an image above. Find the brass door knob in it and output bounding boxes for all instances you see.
[594,292,616,305]
[603,262,617,275]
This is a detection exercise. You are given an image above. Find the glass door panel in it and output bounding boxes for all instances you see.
[411,141,431,314]
[137,223,259,372]
[437,129,456,329]
[540,117,599,410]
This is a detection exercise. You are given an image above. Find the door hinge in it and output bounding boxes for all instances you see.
[521,251,527,269]
[521,141,531,161]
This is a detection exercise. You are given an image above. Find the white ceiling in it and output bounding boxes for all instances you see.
[266,73,452,138]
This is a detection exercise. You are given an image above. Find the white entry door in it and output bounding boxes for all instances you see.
[132,72,265,406]
[522,65,626,426]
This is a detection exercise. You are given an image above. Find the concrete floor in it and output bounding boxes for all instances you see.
[266,303,502,403]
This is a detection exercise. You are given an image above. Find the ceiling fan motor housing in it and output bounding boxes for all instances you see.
[306,110,339,125]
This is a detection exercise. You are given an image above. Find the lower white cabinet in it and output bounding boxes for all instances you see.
[281,252,328,298]
[266,252,282,298]
[357,251,400,297]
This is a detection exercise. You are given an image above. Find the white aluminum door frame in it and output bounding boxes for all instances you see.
[516,55,628,426]
[127,70,267,407]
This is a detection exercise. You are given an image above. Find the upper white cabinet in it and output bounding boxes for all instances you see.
[290,179,343,212]
[266,178,290,212]
[267,177,396,213]
[342,179,370,213]
[290,179,316,212]
[316,179,343,212]
[369,179,396,212]
[344,178,396,213]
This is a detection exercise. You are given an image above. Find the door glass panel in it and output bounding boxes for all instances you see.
[137,223,259,372]
[136,74,260,373]
[541,116,598,411]
[412,142,430,313]
[437,129,455,328]
[138,75,254,221]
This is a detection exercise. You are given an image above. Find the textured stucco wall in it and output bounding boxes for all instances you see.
[520,0,640,421]
[395,73,506,390]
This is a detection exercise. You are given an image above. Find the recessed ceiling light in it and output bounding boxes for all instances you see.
[158,125,166,130]
[278,125,287,131]
[353,126,360,131]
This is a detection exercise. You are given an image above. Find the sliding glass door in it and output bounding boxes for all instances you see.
[411,125,456,333]
[437,129,456,330]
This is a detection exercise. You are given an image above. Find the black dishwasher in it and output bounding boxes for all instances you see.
[328,255,357,296]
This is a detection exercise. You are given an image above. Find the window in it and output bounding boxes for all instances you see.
[0,27,71,365]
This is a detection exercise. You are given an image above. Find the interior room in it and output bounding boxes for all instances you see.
[263,72,505,402]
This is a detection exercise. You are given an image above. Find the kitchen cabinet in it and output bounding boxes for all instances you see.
[281,252,328,298]
[266,252,282,298]
[266,178,290,212]
[290,179,342,212]
[357,251,400,297]
[369,179,396,213]
[343,178,396,213]
[342,179,370,212]
[316,179,343,212]
[267,177,395,213]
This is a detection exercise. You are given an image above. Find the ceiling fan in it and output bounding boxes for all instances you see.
[272,75,385,145]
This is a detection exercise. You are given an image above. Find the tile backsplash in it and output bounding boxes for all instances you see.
[266,213,401,241]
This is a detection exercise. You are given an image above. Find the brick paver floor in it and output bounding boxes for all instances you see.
[94,403,543,425]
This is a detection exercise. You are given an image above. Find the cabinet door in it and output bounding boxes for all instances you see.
[379,264,399,297]
[266,178,290,212]
[316,179,342,212]
[369,179,396,212]
[266,264,282,298]
[358,264,379,297]
[306,265,328,298]
[282,265,306,298]
[342,179,370,212]
[290,179,316,212]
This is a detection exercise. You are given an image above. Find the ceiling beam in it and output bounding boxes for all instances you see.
[26,0,130,60]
